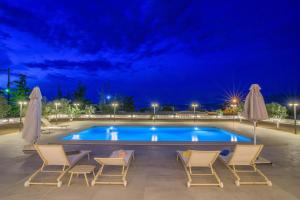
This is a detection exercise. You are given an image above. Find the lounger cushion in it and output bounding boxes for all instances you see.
[219,153,232,164]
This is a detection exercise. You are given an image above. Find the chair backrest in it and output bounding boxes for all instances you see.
[35,145,70,166]
[187,150,220,167]
[228,145,263,166]
[41,118,52,127]
[94,158,126,166]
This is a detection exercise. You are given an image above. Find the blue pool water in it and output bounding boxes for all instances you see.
[62,126,251,143]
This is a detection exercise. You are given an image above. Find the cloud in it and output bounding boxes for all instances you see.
[0,0,203,56]
[0,50,12,68]
[23,59,132,72]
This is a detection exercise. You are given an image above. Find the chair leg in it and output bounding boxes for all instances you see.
[252,165,272,186]
[24,166,44,187]
[68,173,74,186]
[210,165,223,188]
[84,174,89,186]
[91,165,104,186]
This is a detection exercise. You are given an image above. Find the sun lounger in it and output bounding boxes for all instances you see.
[24,145,90,187]
[177,150,223,188]
[91,150,135,187]
[41,118,69,130]
[219,144,272,186]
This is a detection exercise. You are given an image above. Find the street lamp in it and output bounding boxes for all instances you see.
[151,103,159,120]
[18,101,27,127]
[54,102,61,124]
[73,103,80,109]
[230,101,238,130]
[111,102,119,121]
[289,102,298,134]
[191,103,199,121]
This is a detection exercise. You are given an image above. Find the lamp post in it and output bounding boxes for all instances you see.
[54,102,61,124]
[73,103,80,109]
[191,103,199,122]
[289,102,298,134]
[230,99,238,130]
[111,102,118,121]
[151,103,159,121]
[18,101,27,129]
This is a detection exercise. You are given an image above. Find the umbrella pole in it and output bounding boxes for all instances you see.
[253,121,257,145]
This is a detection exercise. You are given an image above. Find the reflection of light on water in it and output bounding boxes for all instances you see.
[194,127,199,131]
[111,131,118,141]
[72,134,80,140]
[151,127,156,131]
[107,126,115,133]
[151,134,158,142]
[192,135,198,142]
[231,135,237,142]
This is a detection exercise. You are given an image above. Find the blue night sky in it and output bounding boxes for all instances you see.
[0,0,299,107]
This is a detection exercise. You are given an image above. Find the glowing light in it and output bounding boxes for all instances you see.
[4,88,10,93]
[231,135,237,142]
[192,135,198,142]
[72,134,80,140]
[111,131,118,141]
[191,103,199,108]
[289,103,299,107]
[106,95,111,100]
[18,101,27,105]
[151,103,159,107]
[111,102,119,107]
[151,127,156,131]
[151,134,158,142]
[194,127,199,131]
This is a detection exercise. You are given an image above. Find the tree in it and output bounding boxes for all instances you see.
[73,83,87,104]
[56,86,63,99]
[85,105,96,118]
[67,105,81,120]
[216,109,223,116]
[236,102,244,122]
[10,74,30,117]
[122,96,135,112]
[44,98,71,119]
[266,103,288,128]
[98,103,113,113]
[161,105,174,112]
[0,95,9,118]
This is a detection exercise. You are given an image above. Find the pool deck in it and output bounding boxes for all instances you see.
[1,120,300,200]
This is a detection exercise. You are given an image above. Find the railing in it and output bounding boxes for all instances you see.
[0,118,20,125]
[0,114,299,126]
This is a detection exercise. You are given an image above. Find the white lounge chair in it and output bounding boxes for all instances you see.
[219,144,272,186]
[24,145,90,187]
[91,150,135,187]
[41,118,69,130]
[177,150,223,188]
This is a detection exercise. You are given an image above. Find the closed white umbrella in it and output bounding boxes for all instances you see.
[22,87,42,144]
[243,84,268,144]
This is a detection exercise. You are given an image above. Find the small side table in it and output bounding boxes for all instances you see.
[68,165,95,186]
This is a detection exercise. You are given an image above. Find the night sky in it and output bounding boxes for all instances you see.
[0,0,299,108]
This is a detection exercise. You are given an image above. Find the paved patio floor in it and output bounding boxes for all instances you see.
[0,120,300,200]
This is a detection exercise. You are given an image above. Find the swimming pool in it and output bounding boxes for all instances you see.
[62,126,251,143]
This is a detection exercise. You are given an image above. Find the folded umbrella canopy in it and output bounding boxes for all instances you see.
[243,84,268,144]
[22,87,42,144]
